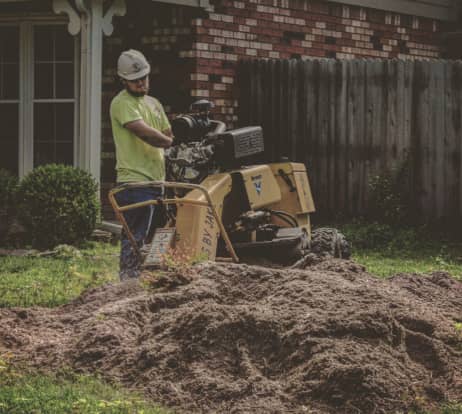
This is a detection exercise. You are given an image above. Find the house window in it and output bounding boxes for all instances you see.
[0,26,20,175]
[0,22,77,176]
[33,25,76,167]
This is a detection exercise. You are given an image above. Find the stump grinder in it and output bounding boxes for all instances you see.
[109,100,350,269]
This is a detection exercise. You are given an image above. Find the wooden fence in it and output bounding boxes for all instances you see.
[237,59,462,221]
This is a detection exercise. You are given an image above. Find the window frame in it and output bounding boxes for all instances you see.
[0,22,20,175]
[0,17,79,177]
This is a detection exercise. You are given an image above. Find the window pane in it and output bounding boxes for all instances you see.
[0,103,19,139]
[56,143,73,165]
[33,25,76,168]
[35,63,53,99]
[55,63,74,98]
[0,103,19,174]
[34,26,53,61]
[34,143,54,167]
[34,142,73,167]
[54,26,74,61]
[3,63,19,99]
[0,142,18,174]
[0,26,19,62]
[55,103,74,141]
[34,103,74,166]
[0,26,19,100]
[34,103,54,142]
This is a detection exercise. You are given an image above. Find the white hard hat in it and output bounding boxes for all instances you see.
[117,49,151,80]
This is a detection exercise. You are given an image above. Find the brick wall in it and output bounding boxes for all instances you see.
[100,0,448,216]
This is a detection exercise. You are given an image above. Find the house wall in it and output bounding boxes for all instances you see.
[100,0,450,216]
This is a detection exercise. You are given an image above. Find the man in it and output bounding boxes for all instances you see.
[110,49,173,280]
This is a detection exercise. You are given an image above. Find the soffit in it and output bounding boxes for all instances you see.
[328,0,456,21]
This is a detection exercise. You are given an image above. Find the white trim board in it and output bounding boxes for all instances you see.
[152,0,213,11]
[328,0,456,21]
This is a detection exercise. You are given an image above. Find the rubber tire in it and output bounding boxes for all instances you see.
[310,227,351,259]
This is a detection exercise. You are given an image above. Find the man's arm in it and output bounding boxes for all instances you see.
[124,119,173,148]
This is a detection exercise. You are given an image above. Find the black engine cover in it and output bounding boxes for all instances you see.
[214,126,264,168]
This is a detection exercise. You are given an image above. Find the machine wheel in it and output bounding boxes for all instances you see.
[310,227,351,259]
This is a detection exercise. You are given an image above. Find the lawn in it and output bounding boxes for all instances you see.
[339,221,462,279]
[0,357,170,414]
[0,242,119,307]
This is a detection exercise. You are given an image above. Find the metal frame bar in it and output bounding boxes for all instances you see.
[108,181,239,263]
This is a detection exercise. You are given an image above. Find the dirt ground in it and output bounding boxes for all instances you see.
[1,257,461,413]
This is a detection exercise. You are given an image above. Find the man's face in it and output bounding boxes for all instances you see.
[124,75,149,97]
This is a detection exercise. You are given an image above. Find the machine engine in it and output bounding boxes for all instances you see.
[163,100,313,264]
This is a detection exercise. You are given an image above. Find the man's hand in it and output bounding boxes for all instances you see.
[124,120,173,148]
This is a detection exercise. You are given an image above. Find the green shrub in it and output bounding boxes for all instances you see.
[0,169,19,216]
[340,221,424,251]
[0,169,19,244]
[368,159,413,225]
[18,164,100,249]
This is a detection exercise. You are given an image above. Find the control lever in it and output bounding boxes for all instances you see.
[278,169,296,192]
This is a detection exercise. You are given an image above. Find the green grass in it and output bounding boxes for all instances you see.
[339,221,462,279]
[0,242,119,307]
[0,358,170,414]
[353,249,462,278]
[441,403,462,414]
[409,402,462,414]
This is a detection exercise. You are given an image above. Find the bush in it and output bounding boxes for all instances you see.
[18,164,100,249]
[368,159,413,225]
[0,169,19,243]
[0,169,19,216]
[340,221,423,251]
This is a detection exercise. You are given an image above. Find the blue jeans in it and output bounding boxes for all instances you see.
[115,186,163,280]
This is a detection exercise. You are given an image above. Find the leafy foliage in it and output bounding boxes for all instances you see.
[0,169,19,216]
[0,169,19,244]
[368,159,413,225]
[18,164,100,249]
[340,221,421,251]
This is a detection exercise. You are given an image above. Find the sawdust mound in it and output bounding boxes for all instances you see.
[1,260,462,413]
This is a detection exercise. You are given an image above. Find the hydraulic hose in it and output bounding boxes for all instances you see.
[268,209,299,227]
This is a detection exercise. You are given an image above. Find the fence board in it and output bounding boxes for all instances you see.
[238,58,462,220]
[434,61,445,219]
[335,60,347,211]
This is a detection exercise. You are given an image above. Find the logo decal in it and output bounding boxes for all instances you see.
[254,180,262,195]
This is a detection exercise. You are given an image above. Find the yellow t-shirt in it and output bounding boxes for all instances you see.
[110,90,171,183]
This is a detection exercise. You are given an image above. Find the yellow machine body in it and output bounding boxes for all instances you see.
[268,162,315,236]
[174,173,232,260]
[237,165,282,209]
[109,161,316,266]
